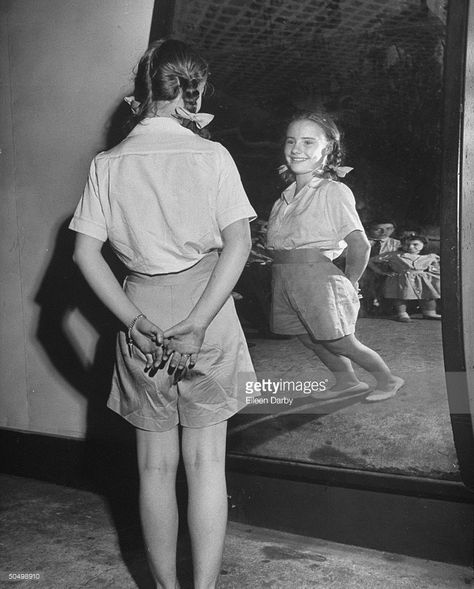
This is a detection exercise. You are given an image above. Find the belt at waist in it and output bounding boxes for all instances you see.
[126,251,218,286]
[268,248,329,264]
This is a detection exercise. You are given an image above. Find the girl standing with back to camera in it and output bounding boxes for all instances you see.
[70,39,256,589]
[266,112,404,402]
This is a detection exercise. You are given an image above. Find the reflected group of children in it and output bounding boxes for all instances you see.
[358,221,441,322]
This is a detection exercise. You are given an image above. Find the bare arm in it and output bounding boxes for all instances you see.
[163,218,252,366]
[343,229,371,286]
[73,233,163,368]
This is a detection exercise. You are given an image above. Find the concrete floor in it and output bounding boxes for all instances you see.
[228,316,458,480]
[1,474,472,588]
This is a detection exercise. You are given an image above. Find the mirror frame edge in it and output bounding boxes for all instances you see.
[441,0,474,491]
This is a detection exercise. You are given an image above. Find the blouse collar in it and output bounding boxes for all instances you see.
[282,177,325,204]
[129,116,193,136]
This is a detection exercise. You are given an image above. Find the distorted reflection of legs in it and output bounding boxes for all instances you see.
[298,333,363,392]
[322,334,400,392]
[298,332,403,400]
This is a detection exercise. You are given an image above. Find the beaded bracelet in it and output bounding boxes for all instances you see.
[126,313,146,357]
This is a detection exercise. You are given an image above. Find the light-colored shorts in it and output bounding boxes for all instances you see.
[108,252,255,432]
[270,249,360,341]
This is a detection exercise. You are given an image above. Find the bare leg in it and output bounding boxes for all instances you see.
[323,334,401,392]
[420,299,441,318]
[182,421,228,589]
[393,299,410,320]
[136,427,180,589]
[298,334,362,390]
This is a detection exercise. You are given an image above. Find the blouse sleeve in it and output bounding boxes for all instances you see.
[428,254,441,274]
[68,157,108,242]
[215,145,257,230]
[326,181,364,242]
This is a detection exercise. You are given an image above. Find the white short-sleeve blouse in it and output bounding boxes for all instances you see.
[69,117,256,274]
[266,177,364,260]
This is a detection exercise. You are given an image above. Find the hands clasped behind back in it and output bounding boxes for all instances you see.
[130,315,164,372]
[163,318,206,381]
[132,315,205,382]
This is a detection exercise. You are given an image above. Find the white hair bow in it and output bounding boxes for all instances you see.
[327,165,353,178]
[174,106,214,129]
[124,96,141,115]
[123,99,214,130]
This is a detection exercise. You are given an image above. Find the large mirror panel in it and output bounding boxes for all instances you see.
[166,0,458,480]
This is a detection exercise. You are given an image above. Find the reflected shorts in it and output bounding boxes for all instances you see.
[270,250,360,341]
[108,252,255,432]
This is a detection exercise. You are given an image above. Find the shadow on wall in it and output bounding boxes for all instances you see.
[105,99,133,150]
[35,217,130,443]
[34,217,162,588]
[33,98,133,454]
[33,97,134,431]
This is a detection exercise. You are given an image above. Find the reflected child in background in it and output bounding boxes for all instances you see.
[266,111,404,402]
[368,235,441,322]
[359,219,401,316]
[367,220,400,254]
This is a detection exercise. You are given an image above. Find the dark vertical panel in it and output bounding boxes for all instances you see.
[441,0,474,489]
[149,0,176,42]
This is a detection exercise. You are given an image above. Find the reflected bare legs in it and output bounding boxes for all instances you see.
[298,334,361,391]
[298,333,401,394]
[137,421,228,589]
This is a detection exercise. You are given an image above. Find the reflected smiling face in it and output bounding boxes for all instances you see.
[284,120,330,185]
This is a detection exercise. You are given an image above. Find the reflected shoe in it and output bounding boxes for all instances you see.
[422,313,441,320]
[396,315,412,323]
[312,382,371,401]
[365,377,405,402]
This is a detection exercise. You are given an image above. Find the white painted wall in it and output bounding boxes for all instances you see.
[0,0,154,437]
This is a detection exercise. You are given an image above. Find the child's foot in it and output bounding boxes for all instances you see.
[365,376,405,402]
[422,313,442,320]
[396,313,412,323]
[312,382,371,400]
